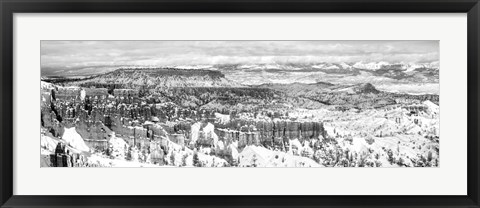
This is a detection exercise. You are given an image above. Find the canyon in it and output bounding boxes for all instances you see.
[41,67,440,167]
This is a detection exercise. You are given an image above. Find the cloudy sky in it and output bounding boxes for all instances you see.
[41,40,439,76]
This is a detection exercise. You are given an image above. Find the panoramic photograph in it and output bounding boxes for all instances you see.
[40,40,439,168]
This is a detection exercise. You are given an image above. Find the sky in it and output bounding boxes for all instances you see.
[41,40,439,76]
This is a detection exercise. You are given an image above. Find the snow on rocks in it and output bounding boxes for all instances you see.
[41,134,60,153]
[41,81,56,90]
[423,100,439,115]
[62,127,90,152]
[108,133,129,159]
[197,153,229,167]
[214,113,231,124]
[190,122,219,147]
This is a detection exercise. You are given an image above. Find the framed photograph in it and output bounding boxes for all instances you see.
[1,0,479,207]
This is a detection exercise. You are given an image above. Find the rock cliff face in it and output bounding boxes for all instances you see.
[172,119,325,150]
[41,107,65,137]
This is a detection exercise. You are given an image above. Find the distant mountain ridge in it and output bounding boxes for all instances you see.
[260,81,439,109]
[64,67,243,89]
[43,61,438,81]
[216,61,438,72]
[259,81,381,95]
[218,62,438,80]
[46,62,438,95]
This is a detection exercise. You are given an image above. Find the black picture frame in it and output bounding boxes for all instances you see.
[1,0,479,207]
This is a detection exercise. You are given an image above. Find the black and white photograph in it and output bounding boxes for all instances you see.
[40,40,440,168]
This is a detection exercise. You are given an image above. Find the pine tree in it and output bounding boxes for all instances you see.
[181,154,188,167]
[252,154,258,167]
[170,153,175,166]
[193,152,201,167]
[387,149,395,164]
[427,151,433,162]
[126,147,132,161]
[397,157,405,167]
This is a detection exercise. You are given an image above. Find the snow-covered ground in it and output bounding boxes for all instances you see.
[87,154,162,167]
[238,145,322,167]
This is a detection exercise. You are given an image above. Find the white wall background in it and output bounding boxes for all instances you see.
[13,13,467,195]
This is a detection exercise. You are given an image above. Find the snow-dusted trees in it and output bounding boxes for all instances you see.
[387,149,395,164]
[251,154,258,167]
[181,154,188,166]
[193,151,201,167]
[170,152,175,166]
